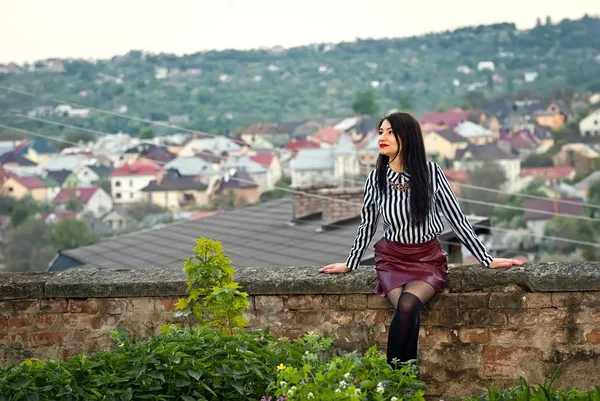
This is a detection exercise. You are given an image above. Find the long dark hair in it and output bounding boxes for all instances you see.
[376,112,432,226]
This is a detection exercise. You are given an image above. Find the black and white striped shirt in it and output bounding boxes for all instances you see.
[346,161,493,270]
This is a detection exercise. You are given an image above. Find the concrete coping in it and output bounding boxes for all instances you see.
[1,262,599,300]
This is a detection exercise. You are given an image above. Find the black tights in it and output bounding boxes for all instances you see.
[386,281,436,368]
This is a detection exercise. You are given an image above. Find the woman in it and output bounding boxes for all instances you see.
[319,112,523,368]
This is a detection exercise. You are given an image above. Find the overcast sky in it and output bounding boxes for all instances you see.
[2,0,599,64]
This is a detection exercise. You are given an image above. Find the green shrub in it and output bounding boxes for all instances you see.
[461,378,600,401]
[0,327,306,401]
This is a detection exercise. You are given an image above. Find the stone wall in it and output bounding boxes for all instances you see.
[1,263,600,399]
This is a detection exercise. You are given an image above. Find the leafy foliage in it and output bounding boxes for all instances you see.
[268,343,426,401]
[174,237,249,334]
[461,378,600,401]
[49,218,97,251]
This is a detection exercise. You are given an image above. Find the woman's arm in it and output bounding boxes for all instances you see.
[345,171,380,270]
[433,163,494,268]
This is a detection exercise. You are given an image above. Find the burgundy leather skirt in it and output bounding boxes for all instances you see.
[373,237,448,297]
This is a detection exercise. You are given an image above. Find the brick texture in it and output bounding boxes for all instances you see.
[1,291,599,399]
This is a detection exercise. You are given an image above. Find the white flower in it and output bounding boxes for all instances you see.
[339,380,347,388]
[335,388,341,393]
[287,389,294,396]
[305,351,310,355]
[344,372,351,379]
[280,381,286,388]
[308,392,314,398]
[391,398,399,401]
[376,382,385,394]
[355,389,362,395]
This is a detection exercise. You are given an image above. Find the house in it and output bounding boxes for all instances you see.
[37,175,61,201]
[454,121,496,145]
[311,126,342,147]
[18,139,59,165]
[178,136,244,157]
[333,134,360,182]
[141,174,209,210]
[53,187,114,217]
[553,143,599,175]
[356,132,380,175]
[520,167,576,186]
[250,152,282,183]
[283,139,320,155]
[290,148,335,187]
[423,129,469,160]
[454,143,521,184]
[290,120,324,139]
[498,129,542,159]
[119,142,159,166]
[110,160,163,204]
[419,110,468,130]
[101,206,133,232]
[79,212,114,237]
[221,155,273,193]
[524,198,583,244]
[477,61,495,71]
[579,109,600,137]
[211,170,260,206]
[0,150,36,168]
[165,157,218,178]
[532,101,569,131]
[46,170,74,188]
[47,196,491,271]
[144,147,176,164]
[240,123,290,148]
[75,165,112,187]
[1,175,47,201]
[41,155,87,172]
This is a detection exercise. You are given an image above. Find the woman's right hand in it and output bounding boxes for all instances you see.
[318,263,351,274]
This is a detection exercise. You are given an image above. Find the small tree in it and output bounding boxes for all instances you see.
[174,238,249,334]
[139,127,155,139]
[49,218,97,251]
[352,90,379,116]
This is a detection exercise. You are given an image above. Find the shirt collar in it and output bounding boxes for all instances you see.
[386,166,410,181]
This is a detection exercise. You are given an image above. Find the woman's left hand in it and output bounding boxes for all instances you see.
[488,258,525,269]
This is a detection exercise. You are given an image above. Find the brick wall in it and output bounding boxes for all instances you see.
[319,187,363,226]
[291,184,334,219]
[1,264,600,398]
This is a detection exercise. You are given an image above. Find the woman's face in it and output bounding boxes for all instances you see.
[378,119,400,158]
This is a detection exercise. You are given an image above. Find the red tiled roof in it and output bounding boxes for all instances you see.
[520,167,575,180]
[284,139,320,153]
[420,110,468,130]
[313,126,342,145]
[250,153,275,167]
[12,175,46,189]
[110,160,162,177]
[54,187,99,204]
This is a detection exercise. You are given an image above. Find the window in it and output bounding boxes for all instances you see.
[130,193,134,199]
[115,193,122,199]
[115,181,121,187]
[130,180,133,187]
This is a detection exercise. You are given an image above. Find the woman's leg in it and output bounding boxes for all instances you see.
[386,280,436,368]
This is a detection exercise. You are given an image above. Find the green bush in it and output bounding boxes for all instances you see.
[0,327,306,401]
[461,378,600,401]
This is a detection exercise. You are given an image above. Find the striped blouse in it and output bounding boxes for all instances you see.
[345,161,493,270]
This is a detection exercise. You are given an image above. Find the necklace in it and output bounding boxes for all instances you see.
[390,174,409,192]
